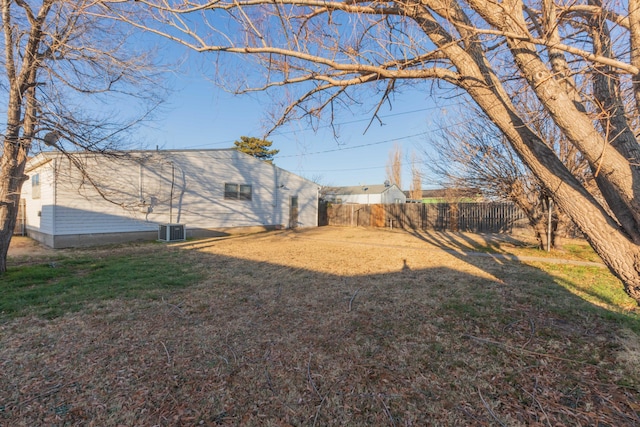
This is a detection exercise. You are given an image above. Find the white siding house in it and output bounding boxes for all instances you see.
[21,149,319,248]
[323,184,406,205]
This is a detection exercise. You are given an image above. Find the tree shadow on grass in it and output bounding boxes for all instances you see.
[404,228,637,314]
[1,230,639,426]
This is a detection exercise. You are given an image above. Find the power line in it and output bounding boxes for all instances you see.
[269,104,453,136]
[289,165,385,173]
[277,132,429,158]
[180,101,462,150]
[181,138,236,149]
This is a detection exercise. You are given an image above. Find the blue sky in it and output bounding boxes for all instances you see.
[0,7,468,190]
[137,57,462,189]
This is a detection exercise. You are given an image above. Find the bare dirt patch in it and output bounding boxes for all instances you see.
[7,236,54,258]
[1,227,639,426]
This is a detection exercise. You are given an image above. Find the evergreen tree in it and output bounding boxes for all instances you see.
[233,136,279,164]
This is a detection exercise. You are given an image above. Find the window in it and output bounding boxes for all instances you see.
[31,174,41,199]
[224,183,252,201]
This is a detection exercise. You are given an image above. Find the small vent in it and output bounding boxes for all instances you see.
[158,224,186,242]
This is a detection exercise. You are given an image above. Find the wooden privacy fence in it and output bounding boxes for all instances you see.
[322,202,528,233]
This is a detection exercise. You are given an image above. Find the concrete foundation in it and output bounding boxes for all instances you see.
[26,225,281,249]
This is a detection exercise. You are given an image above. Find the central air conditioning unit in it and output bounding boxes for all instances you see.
[158,223,186,242]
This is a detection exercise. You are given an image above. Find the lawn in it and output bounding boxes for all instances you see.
[1,227,639,426]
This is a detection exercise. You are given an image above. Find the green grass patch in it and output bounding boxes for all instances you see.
[0,249,203,321]
[469,238,603,263]
[560,243,601,263]
[528,261,640,332]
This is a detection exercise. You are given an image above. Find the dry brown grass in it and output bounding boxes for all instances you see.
[1,226,639,426]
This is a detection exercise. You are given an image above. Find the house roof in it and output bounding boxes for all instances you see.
[324,184,401,195]
[25,149,318,186]
[26,148,262,170]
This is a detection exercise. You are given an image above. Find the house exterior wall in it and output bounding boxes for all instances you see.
[380,186,407,204]
[276,168,319,228]
[24,150,318,247]
[326,184,406,205]
[21,159,56,236]
[339,194,383,204]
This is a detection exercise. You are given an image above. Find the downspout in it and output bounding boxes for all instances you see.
[138,163,144,204]
[169,163,175,223]
[273,163,278,226]
[139,162,152,221]
[52,157,58,236]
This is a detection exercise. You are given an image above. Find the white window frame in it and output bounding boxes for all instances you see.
[224,183,252,201]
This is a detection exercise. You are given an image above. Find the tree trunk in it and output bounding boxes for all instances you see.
[499,115,640,300]
[0,0,40,273]
[475,90,640,301]
[532,222,548,251]
[1,84,32,273]
[442,31,640,301]
[588,235,640,303]
[0,141,29,273]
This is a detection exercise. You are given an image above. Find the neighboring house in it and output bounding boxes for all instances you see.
[323,183,406,204]
[21,149,319,248]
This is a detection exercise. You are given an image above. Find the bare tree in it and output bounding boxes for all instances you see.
[126,0,640,302]
[409,151,422,201]
[428,108,587,249]
[385,143,402,189]
[0,0,164,272]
